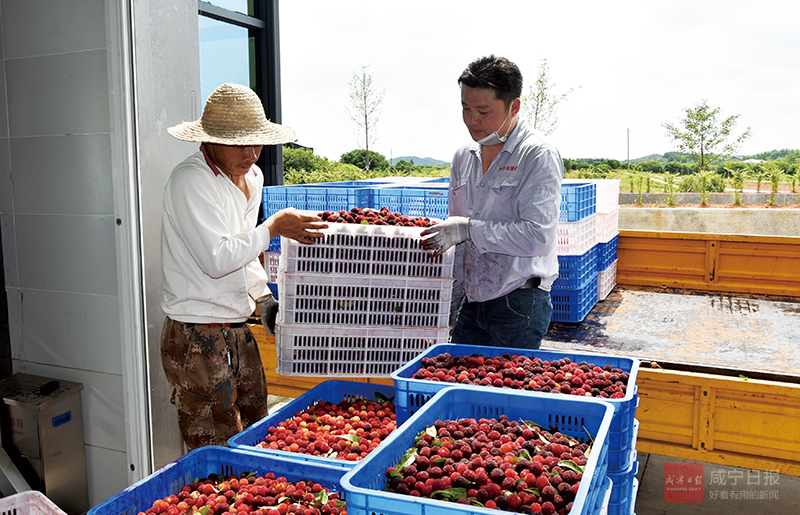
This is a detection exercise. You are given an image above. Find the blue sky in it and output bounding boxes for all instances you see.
[279,1,800,163]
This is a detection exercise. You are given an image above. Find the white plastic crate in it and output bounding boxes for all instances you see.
[277,270,453,327]
[275,322,449,377]
[279,217,454,279]
[263,251,280,283]
[598,259,618,301]
[564,178,620,213]
[0,491,67,515]
[557,213,597,256]
[597,206,620,243]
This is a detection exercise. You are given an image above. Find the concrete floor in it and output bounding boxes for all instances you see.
[542,285,800,380]
[633,452,800,515]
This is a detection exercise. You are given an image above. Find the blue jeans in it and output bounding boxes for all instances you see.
[451,287,552,349]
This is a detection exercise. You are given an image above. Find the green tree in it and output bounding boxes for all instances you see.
[520,58,578,135]
[663,99,752,171]
[638,160,664,174]
[728,168,746,206]
[663,172,679,206]
[346,65,385,170]
[340,149,389,171]
[765,163,784,206]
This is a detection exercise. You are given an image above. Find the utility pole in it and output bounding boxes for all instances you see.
[627,128,630,169]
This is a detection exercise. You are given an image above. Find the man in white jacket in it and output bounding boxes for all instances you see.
[421,56,563,350]
[160,83,325,449]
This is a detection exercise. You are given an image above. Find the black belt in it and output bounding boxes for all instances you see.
[517,277,541,290]
[186,322,246,328]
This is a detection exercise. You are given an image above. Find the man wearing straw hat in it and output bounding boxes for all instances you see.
[159,83,326,450]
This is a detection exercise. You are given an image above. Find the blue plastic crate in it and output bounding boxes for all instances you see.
[88,446,348,515]
[560,182,596,222]
[608,443,639,515]
[551,279,598,323]
[262,185,374,219]
[597,234,619,271]
[267,283,278,300]
[371,186,449,219]
[554,247,598,290]
[390,342,640,472]
[340,386,614,515]
[228,380,396,470]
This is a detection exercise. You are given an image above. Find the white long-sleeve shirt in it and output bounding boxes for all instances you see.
[450,119,563,303]
[161,147,273,323]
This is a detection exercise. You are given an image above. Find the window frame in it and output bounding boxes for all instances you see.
[198,0,285,186]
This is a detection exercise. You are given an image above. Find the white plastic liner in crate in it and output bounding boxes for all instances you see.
[278,270,453,327]
[557,213,597,255]
[280,217,454,278]
[275,322,449,377]
[0,491,67,515]
[597,205,620,243]
[598,259,618,301]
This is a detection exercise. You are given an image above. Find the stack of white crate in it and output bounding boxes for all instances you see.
[591,180,620,301]
[562,179,620,301]
[274,219,454,377]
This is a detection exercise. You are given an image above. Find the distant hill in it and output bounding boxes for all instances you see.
[389,156,450,166]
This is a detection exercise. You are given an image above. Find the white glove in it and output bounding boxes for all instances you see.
[420,216,470,256]
[257,295,279,335]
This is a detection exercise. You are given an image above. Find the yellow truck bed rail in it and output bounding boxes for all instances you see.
[617,230,800,298]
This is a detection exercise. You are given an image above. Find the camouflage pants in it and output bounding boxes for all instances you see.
[160,318,269,450]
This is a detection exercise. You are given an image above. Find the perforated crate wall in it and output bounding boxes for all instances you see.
[0,491,66,515]
[280,220,454,279]
[277,271,453,327]
[551,279,598,323]
[262,184,374,219]
[597,234,619,270]
[263,251,280,283]
[371,186,449,219]
[597,206,620,243]
[564,178,620,213]
[598,259,618,301]
[88,447,348,515]
[554,247,598,290]
[557,214,597,256]
[560,182,596,222]
[275,323,448,377]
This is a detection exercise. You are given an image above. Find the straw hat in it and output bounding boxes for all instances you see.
[167,83,297,146]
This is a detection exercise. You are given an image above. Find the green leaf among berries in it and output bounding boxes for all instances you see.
[396,447,418,471]
[430,487,467,500]
[375,391,394,403]
[558,459,585,474]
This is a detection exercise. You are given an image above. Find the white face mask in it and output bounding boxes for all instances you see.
[475,103,514,146]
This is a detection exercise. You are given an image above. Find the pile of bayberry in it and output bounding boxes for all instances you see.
[256,396,397,462]
[139,472,346,515]
[385,415,590,515]
[317,207,439,227]
[412,353,630,399]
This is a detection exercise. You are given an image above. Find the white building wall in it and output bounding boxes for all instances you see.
[0,0,201,507]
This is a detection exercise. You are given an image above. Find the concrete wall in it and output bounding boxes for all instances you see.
[0,0,128,506]
[0,0,201,506]
[619,207,800,237]
[619,192,799,206]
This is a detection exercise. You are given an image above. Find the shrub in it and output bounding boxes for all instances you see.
[638,160,664,174]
